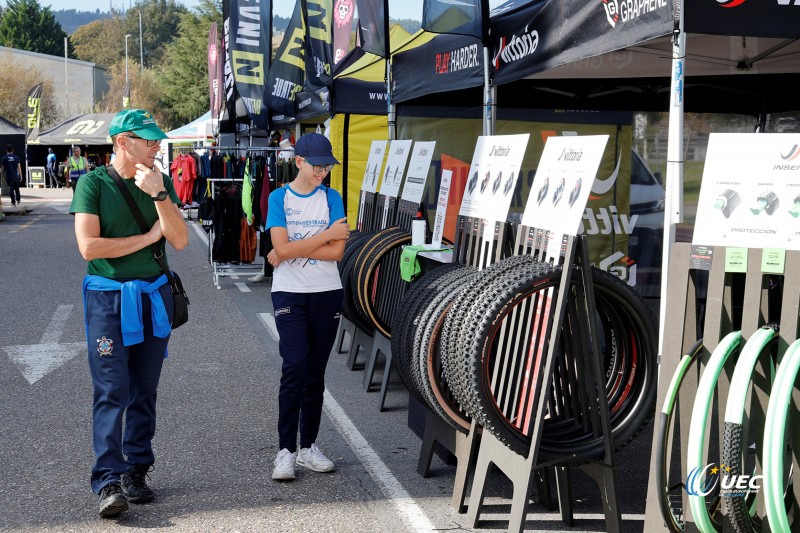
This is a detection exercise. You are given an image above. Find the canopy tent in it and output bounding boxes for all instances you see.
[27,113,116,146]
[331,25,412,116]
[166,111,214,140]
[392,0,800,115]
[329,25,433,221]
[0,115,25,163]
[0,115,24,136]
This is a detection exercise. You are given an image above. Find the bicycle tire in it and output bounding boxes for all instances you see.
[687,330,744,533]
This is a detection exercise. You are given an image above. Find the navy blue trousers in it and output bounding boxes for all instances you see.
[84,284,173,494]
[272,289,343,452]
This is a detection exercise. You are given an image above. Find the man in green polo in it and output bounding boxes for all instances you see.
[71,109,188,518]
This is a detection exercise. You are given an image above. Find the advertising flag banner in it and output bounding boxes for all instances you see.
[226,0,272,130]
[266,0,306,117]
[422,0,486,39]
[26,83,43,141]
[332,0,355,64]
[220,0,243,132]
[303,0,334,88]
[207,21,224,130]
[356,0,389,57]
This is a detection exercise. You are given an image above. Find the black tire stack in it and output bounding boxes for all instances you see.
[390,254,658,459]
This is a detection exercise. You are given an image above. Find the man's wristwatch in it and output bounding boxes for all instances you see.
[151,190,169,201]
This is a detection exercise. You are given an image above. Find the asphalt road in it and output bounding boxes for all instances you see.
[0,188,653,533]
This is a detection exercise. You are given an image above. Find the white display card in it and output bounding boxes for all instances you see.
[361,140,388,194]
[431,169,453,248]
[521,135,609,236]
[459,134,530,221]
[693,133,800,250]
[379,140,413,198]
[401,141,437,204]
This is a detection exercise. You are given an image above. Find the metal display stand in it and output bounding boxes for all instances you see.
[642,244,800,532]
[206,177,262,289]
[360,198,422,402]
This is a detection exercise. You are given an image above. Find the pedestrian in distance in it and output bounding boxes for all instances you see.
[265,132,350,481]
[46,147,58,188]
[68,145,89,192]
[70,109,188,518]
[1,144,23,208]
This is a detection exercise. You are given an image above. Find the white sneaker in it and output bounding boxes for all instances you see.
[296,443,335,473]
[271,448,297,480]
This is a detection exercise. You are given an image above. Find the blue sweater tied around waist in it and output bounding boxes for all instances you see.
[83,274,172,355]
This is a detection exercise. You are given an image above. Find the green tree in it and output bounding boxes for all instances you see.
[71,16,125,67]
[124,0,187,68]
[0,0,73,57]
[0,54,62,128]
[96,59,163,124]
[156,0,221,128]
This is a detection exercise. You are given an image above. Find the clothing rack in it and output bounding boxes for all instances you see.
[206,177,263,289]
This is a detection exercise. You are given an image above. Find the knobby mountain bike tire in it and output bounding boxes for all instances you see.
[687,330,744,533]
[389,262,471,403]
[722,326,778,533]
[446,259,658,457]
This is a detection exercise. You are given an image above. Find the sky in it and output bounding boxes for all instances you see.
[36,0,428,21]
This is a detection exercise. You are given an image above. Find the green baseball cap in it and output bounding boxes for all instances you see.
[109,109,168,140]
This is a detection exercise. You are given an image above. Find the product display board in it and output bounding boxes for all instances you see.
[357,140,388,231]
[361,140,387,194]
[459,134,530,222]
[431,169,452,248]
[379,140,413,198]
[400,141,437,204]
[693,132,800,250]
[521,135,609,238]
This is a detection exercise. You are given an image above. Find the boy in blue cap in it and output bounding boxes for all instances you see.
[265,132,350,480]
[71,109,188,517]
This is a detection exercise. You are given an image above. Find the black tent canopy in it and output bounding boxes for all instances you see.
[27,113,115,146]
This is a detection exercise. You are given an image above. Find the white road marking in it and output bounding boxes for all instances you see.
[257,312,280,341]
[234,282,251,293]
[323,390,437,533]
[257,313,433,530]
[3,304,84,384]
[189,220,207,242]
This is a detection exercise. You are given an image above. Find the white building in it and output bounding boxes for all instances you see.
[0,45,109,117]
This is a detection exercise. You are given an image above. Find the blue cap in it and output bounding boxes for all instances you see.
[294,133,339,166]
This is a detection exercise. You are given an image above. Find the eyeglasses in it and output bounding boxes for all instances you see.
[122,134,160,147]
[299,157,334,173]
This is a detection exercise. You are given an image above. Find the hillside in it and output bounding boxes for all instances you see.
[54,9,110,35]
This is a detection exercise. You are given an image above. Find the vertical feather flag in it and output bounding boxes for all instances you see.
[332,0,355,64]
[265,0,306,117]
[356,0,389,57]
[25,83,43,141]
[225,0,272,130]
[207,21,224,132]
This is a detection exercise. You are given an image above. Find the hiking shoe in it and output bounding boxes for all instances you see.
[272,448,297,480]
[98,482,128,518]
[296,443,335,473]
[122,465,155,503]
